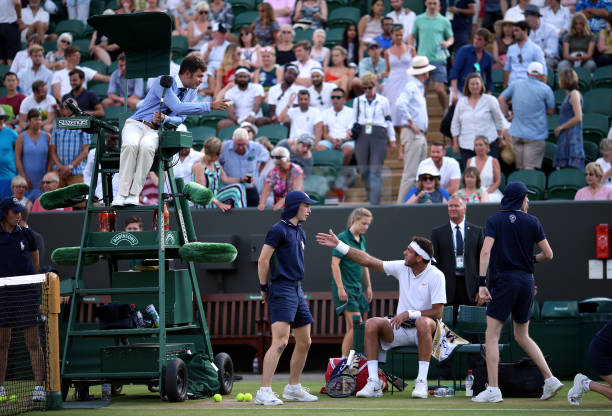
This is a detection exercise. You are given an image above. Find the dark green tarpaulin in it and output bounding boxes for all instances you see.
[88,12,172,79]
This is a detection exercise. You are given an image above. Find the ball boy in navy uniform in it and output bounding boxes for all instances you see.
[255,191,319,406]
[473,182,562,403]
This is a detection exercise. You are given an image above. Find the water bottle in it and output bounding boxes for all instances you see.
[135,310,145,328]
[101,383,112,401]
[252,356,259,374]
[465,369,474,397]
[145,304,160,327]
[433,387,454,397]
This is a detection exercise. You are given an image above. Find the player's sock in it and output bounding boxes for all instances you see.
[417,361,429,381]
[288,384,301,390]
[367,360,379,380]
[260,386,272,392]
[584,378,591,391]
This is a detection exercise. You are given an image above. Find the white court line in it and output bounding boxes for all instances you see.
[200,408,612,413]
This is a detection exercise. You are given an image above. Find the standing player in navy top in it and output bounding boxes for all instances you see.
[255,190,319,406]
[473,182,562,403]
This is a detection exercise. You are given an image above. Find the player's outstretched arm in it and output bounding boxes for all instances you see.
[316,229,385,273]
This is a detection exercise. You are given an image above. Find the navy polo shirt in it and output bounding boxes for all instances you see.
[62,89,100,112]
[264,220,306,281]
[484,210,545,277]
[0,225,37,278]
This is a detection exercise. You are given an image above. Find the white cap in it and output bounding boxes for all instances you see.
[527,61,544,76]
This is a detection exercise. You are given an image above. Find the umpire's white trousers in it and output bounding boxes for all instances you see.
[118,120,159,197]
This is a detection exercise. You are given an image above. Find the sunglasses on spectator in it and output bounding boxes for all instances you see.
[13,185,27,189]
[331,95,344,99]
[199,10,208,14]
[41,180,58,184]
[518,53,523,64]
[363,86,375,90]
[281,30,292,34]
[271,155,285,160]
[420,176,435,181]
[60,39,70,44]
[585,172,597,176]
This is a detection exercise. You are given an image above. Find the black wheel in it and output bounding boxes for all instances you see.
[147,382,159,393]
[111,384,123,396]
[61,379,71,401]
[214,352,234,395]
[164,358,188,402]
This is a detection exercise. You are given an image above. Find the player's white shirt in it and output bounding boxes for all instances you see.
[225,83,264,119]
[416,157,461,190]
[382,261,446,315]
[322,105,353,140]
[287,106,321,139]
[52,65,97,98]
[267,83,301,116]
[308,82,335,109]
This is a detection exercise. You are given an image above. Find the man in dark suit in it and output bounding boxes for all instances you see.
[431,195,484,326]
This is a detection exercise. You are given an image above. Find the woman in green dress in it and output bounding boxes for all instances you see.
[331,208,374,357]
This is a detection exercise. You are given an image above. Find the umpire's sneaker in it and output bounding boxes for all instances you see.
[472,386,503,403]
[541,376,563,400]
[356,378,383,398]
[255,387,283,405]
[282,384,318,401]
[412,379,428,398]
[568,374,590,406]
[32,386,45,402]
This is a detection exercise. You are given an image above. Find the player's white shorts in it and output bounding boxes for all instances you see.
[378,319,418,362]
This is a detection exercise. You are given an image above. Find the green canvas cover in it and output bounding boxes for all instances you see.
[181,352,220,399]
[88,12,172,79]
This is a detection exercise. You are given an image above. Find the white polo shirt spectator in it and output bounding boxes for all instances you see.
[267,83,301,117]
[21,5,49,42]
[287,106,322,139]
[322,105,353,140]
[51,65,97,98]
[19,93,56,118]
[308,80,335,109]
[387,8,416,41]
[293,58,322,80]
[541,4,571,34]
[199,39,230,72]
[416,157,461,191]
[225,82,265,120]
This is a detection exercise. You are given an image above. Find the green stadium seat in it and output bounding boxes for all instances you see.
[218,124,239,140]
[82,24,95,38]
[582,113,609,145]
[547,168,587,200]
[542,141,557,175]
[233,11,258,31]
[80,59,107,75]
[584,88,612,117]
[293,29,314,44]
[303,174,329,204]
[72,38,92,58]
[0,87,6,98]
[499,171,506,193]
[553,89,565,109]
[492,68,504,93]
[55,19,85,38]
[324,28,344,48]
[109,60,118,75]
[200,109,228,128]
[507,169,546,200]
[42,40,57,54]
[312,149,344,183]
[328,7,361,28]
[573,66,591,92]
[593,65,612,89]
[404,0,425,14]
[89,82,109,100]
[89,0,105,16]
[229,0,256,15]
[546,67,555,90]
[183,115,201,128]
[345,98,354,108]
[0,64,9,79]
[189,125,217,150]
[584,141,599,163]
[103,105,133,122]
[255,123,288,143]
[327,0,348,13]
[171,36,189,58]
[547,114,559,143]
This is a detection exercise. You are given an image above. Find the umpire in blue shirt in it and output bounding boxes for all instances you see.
[472,182,562,403]
[113,54,229,206]
[255,191,319,405]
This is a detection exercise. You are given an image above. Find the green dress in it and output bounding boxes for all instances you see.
[331,229,371,316]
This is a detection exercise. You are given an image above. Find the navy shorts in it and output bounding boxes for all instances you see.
[0,285,40,328]
[429,60,448,84]
[589,336,612,377]
[486,273,534,324]
[267,278,314,328]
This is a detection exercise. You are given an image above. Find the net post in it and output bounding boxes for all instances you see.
[44,272,62,410]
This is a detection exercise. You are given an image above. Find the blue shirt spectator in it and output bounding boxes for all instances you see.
[575,0,612,33]
[18,66,53,96]
[50,127,90,175]
[219,138,269,189]
[504,38,547,85]
[449,42,494,94]
[359,44,387,85]
[374,33,393,49]
[0,116,18,199]
[108,69,144,100]
[500,75,554,141]
[62,89,99,112]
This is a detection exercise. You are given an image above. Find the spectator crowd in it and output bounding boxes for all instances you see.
[0,0,611,212]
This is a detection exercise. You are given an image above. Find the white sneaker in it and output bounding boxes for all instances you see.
[412,379,428,398]
[32,385,45,402]
[568,373,590,406]
[541,376,563,400]
[111,195,125,206]
[356,378,383,398]
[472,386,503,403]
[282,384,318,402]
[255,388,283,405]
[0,386,6,398]
[124,195,139,206]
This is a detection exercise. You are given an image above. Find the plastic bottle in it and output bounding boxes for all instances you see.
[433,387,454,397]
[252,356,259,374]
[101,383,112,401]
[145,304,160,327]
[98,211,110,232]
[465,369,474,397]
[163,203,170,231]
[135,310,145,328]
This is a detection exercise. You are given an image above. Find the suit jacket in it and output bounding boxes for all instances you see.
[431,221,484,304]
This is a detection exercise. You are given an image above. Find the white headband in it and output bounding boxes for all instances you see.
[235,67,251,75]
[409,241,432,261]
[311,67,324,76]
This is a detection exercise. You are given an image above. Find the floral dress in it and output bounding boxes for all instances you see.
[265,163,303,203]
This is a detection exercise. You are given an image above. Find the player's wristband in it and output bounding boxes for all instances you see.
[335,241,350,255]
[408,310,421,319]
[478,276,487,287]
[259,283,268,291]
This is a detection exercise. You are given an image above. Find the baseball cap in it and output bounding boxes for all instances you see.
[527,61,544,76]
[0,197,27,218]
[367,41,380,49]
[297,133,314,147]
[523,4,542,16]
[500,181,535,210]
[0,107,9,120]
[211,22,227,33]
[281,190,317,221]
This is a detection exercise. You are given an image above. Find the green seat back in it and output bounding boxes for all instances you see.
[293,29,314,44]
[73,38,93,58]
[404,0,425,14]
[328,7,361,28]
[189,126,217,150]
[507,169,546,200]
[218,124,239,140]
[584,140,599,163]
[542,141,557,176]
[547,168,587,200]
[327,0,348,14]
[547,114,559,143]
[541,301,579,318]
[553,89,565,109]
[89,82,109,100]
[171,35,189,58]
[584,88,612,117]
[303,174,329,204]
[233,11,258,31]
[573,66,591,92]
[55,19,85,38]
[593,65,612,89]
[492,68,504,93]
[256,123,288,143]
[200,109,228,128]
[81,59,108,75]
[42,40,57,54]
[582,112,609,145]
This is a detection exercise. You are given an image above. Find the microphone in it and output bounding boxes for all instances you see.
[64,98,85,116]
[158,75,174,126]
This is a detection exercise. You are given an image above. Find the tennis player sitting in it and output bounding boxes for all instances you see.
[316,232,446,398]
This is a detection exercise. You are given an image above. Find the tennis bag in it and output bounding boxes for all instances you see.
[96,303,138,330]
[473,355,544,398]
[322,353,388,395]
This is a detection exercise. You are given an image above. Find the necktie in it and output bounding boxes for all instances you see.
[163,88,187,115]
[455,225,464,256]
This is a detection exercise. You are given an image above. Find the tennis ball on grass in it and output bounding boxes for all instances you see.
[244,393,252,402]
[236,393,244,401]
[213,393,222,402]
[0,395,6,403]
[9,395,17,403]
